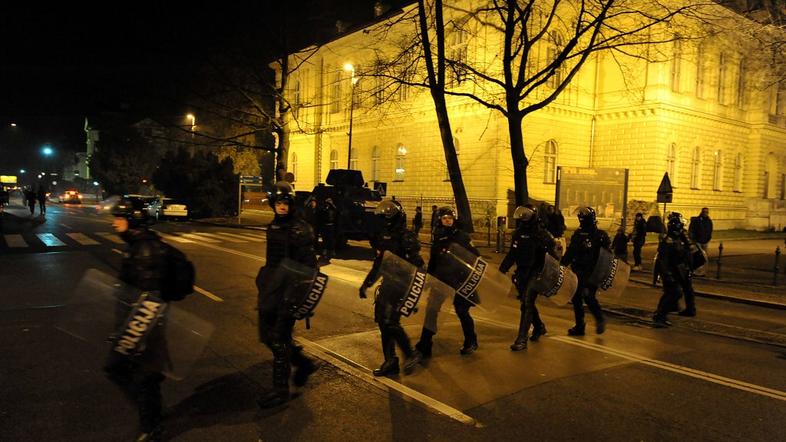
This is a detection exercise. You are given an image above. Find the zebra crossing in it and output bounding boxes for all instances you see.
[1,230,266,250]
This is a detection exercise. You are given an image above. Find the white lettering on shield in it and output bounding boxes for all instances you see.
[293,274,328,319]
[456,258,486,301]
[114,298,165,356]
[399,270,427,316]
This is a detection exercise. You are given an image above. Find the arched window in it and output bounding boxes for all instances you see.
[718,52,728,104]
[696,43,706,99]
[671,37,682,92]
[329,149,338,170]
[292,78,302,119]
[544,140,557,184]
[737,58,747,108]
[371,145,380,181]
[291,152,298,182]
[349,147,358,170]
[666,143,677,183]
[690,146,701,189]
[394,144,407,181]
[713,150,723,190]
[733,152,743,192]
[547,32,564,89]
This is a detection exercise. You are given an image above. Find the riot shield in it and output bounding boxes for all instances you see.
[275,258,329,321]
[55,268,214,380]
[377,252,454,333]
[437,243,516,314]
[689,243,708,271]
[588,248,631,301]
[528,254,578,306]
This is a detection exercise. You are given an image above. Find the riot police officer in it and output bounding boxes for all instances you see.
[412,206,480,361]
[500,205,557,350]
[359,200,424,377]
[105,197,172,441]
[653,213,696,327]
[256,182,318,408]
[561,207,610,336]
[318,197,338,259]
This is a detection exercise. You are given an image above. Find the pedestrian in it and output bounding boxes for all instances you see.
[25,188,36,216]
[359,200,423,377]
[631,212,647,271]
[499,205,557,350]
[412,206,423,236]
[36,185,47,216]
[255,182,318,408]
[430,205,439,241]
[105,197,182,441]
[303,198,320,250]
[317,197,338,259]
[688,207,713,276]
[653,212,697,327]
[611,226,629,263]
[410,206,479,365]
[561,207,610,336]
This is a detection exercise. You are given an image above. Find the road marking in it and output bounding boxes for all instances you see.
[97,232,125,244]
[296,337,479,427]
[156,232,195,243]
[65,232,100,245]
[226,232,265,242]
[200,232,246,243]
[194,285,224,302]
[171,237,263,261]
[549,336,786,402]
[212,232,262,242]
[36,233,66,247]
[181,233,222,243]
[4,234,28,248]
[60,223,72,229]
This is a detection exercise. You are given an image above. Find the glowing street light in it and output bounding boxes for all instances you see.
[41,145,54,156]
[20,169,26,174]
[10,123,17,127]
[343,63,358,169]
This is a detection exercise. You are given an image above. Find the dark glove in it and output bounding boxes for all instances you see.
[359,284,368,299]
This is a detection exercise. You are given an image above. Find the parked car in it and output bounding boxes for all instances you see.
[148,197,189,220]
[60,190,82,204]
[124,194,158,211]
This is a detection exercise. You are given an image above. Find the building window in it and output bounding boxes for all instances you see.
[373,62,385,105]
[671,37,682,92]
[737,58,746,108]
[330,149,338,170]
[781,174,785,200]
[394,144,407,181]
[666,143,677,183]
[371,145,380,181]
[763,171,770,198]
[696,44,705,99]
[291,152,298,182]
[713,150,722,191]
[349,147,358,170]
[718,52,728,104]
[544,139,557,184]
[733,153,743,192]
[446,19,469,88]
[690,146,701,189]
[292,78,302,119]
[547,32,565,89]
[330,70,342,114]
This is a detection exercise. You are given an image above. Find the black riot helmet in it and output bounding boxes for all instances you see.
[667,212,685,236]
[111,197,150,229]
[513,205,538,230]
[375,199,405,230]
[268,181,295,215]
[576,206,597,230]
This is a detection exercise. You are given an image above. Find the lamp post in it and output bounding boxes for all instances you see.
[343,63,358,169]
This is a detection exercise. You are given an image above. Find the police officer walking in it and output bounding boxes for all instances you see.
[499,206,556,350]
[561,207,610,336]
[631,212,647,271]
[653,213,697,327]
[105,197,175,441]
[411,206,479,363]
[318,197,338,259]
[359,200,423,377]
[256,182,318,408]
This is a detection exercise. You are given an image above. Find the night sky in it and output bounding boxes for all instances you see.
[0,1,406,173]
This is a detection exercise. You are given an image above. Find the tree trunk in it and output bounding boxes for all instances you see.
[507,112,529,206]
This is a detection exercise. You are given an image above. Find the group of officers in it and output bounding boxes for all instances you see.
[106,182,700,441]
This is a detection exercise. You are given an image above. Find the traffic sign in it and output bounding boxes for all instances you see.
[657,173,673,203]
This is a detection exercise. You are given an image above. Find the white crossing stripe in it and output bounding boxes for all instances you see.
[226,232,265,242]
[157,232,195,244]
[180,233,221,243]
[36,233,66,247]
[207,232,249,243]
[66,232,100,245]
[4,234,28,248]
[97,232,125,244]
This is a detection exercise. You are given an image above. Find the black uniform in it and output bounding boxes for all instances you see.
[561,223,610,335]
[256,209,318,407]
[361,219,424,376]
[105,227,171,440]
[415,223,479,356]
[500,222,556,349]
[631,216,647,267]
[653,228,696,325]
[317,200,338,258]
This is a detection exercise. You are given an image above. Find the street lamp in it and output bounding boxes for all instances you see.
[41,145,54,156]
[20,169,26,174]
[343,63,358,169]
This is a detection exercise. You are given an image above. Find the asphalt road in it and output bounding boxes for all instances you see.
[1,200,785,441]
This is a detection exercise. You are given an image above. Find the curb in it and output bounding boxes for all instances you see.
[628,277,786,311]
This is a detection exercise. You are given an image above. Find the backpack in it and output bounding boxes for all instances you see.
[161,242,195,301]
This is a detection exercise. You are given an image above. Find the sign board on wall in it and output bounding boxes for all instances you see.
[555,167,629,222]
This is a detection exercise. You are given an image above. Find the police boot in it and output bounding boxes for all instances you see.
[373,357,400,377]
[652,315,672,328]
[596,319,606,335]
[530,324,547,342]
[259,356,291,408]
[292,356,317,387]
[510,338,527,351]
[460,336,478,355]
[414,328,434,359]
[257,389,290,408]
[678,309,696,317]
[567,324,585,336]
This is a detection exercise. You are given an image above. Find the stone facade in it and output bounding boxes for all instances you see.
[280,1,786,231]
